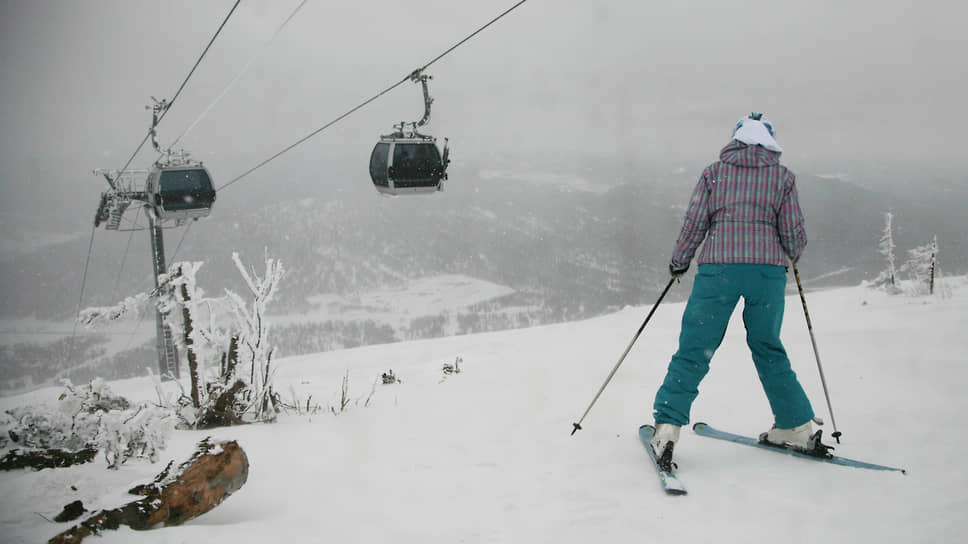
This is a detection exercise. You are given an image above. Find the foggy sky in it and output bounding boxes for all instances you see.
[1,0,966,226]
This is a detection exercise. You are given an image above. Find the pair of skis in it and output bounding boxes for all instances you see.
[639,423,906,496]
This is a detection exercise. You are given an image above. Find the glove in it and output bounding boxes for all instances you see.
[669,262,689,277]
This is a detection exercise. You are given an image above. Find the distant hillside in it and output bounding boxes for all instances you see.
[2,155,964,388]
[1,156,964,324]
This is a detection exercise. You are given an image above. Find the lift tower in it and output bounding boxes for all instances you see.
[92,99,216,379]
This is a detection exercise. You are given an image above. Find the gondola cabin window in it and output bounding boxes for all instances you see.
[390,142,443,188]
[159,169,214,210]
[369,143,390,188]
[148,165,216,222]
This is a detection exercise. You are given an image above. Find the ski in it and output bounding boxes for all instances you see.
[692,422,906,474]
[638,425,688,495]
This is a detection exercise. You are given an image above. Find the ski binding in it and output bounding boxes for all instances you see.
[639,424,688,495]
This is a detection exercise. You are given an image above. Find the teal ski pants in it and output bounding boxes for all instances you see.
[653,264,814,429]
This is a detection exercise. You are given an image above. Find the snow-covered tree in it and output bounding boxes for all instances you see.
[901,236,939,295]
[872,212,898,290]
[223,251,285,422]
[156,262,207,408]
[79,252,285,428]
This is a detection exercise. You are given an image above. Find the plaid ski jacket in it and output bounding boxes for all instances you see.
[670,140,807,268]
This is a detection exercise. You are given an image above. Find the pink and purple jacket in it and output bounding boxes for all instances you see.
[670,140,807,268]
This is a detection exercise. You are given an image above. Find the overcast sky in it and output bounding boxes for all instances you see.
[1,0,966,218]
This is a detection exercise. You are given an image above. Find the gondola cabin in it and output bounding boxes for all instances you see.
[145,163,216,222]
[369,135,448,196]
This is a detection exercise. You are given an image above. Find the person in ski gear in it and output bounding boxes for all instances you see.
[651,113,822,466]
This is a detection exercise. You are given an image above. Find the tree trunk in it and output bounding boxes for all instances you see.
[176,268,200,409]
[197,380,248,429]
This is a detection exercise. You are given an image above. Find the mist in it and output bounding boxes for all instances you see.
[1,0,966,382]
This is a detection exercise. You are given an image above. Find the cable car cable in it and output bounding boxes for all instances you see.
[113,0,243,180]
[169,222,193,263]
[112,205,143,300]
[218,75,409,192]
[164,0,242,125]
[217,0,529,192]
[86,213,192,361]
[170,0,312,150]
[114,222,192,356]
[417,0,528,76]
[66,225,98,365]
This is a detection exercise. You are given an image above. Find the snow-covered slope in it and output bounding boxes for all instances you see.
[2,278,966,543]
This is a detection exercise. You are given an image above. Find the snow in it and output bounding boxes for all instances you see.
[817,173,851,182]
[2,278,968,543]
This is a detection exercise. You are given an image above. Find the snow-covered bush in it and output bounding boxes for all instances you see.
[98,401,174,468]
[1,379,175,469]
[381,370,401,385]
[440,356,463,382]
[4,401,83,451]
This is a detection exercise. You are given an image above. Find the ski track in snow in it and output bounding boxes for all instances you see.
[1,278,967,543]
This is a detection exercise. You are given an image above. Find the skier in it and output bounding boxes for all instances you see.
[650,113,825,468]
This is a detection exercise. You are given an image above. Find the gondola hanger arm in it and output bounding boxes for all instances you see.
[412,72,434,128]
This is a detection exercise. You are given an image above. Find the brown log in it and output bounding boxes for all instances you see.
[0,447,98,471]
[48,438,248,544]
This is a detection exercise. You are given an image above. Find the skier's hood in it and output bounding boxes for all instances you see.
[719,139,782,168]
[732,117,782,152]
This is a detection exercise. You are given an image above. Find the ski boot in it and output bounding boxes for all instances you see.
[651,423,681,471]
[759,421,834,459]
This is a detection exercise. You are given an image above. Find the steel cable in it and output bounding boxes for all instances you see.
[218,0,529,191]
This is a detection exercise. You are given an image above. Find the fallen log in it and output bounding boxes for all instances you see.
[0,447,98,471]
[49,438,248,544]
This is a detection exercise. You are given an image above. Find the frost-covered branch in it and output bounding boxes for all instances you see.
[224,251,285,421]
[77,293,151,329]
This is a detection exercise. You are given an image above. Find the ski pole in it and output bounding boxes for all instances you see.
[571,275,677,436]
[793,264,842,443]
